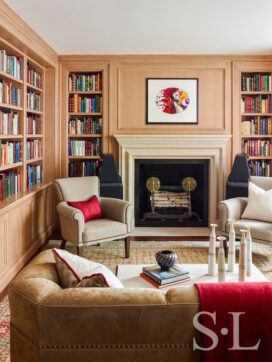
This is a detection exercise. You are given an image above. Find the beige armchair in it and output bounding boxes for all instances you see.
[219,176,272,245]
[54,176,133,257]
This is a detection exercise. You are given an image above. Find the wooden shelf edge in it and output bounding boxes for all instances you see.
[0,162,23,172]
[69,91,102,95]
[0,135,23,139]
[26,157,43,165]
[26,83,43,93]
[241,135,272,138]
[0,103,23,111]
[247,157,272,160]
[0,70,23,84]
[26,109,43,115]
[241,91,272,95]
[68,112,102,116]
[68,156,101,159]
[68,134,102,138]
[26,134,43,138]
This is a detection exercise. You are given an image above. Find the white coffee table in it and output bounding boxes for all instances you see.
[117,264,268,291]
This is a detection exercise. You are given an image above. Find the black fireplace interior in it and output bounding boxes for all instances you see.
[135,159,209,227]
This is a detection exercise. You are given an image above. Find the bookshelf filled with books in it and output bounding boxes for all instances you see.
[0,39,45,201]
[67,71,103,177]
[238,69,272,177]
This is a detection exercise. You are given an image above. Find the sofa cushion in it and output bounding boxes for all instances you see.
[52,248,124,288]
[226,219,272,242]
[242,182,272,222]
[67,195,104,223]
[83,218,127,242]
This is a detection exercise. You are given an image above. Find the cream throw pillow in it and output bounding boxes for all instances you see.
[53,248,124,288]
[242,182,272,222]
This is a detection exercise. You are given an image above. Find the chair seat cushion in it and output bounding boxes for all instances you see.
[83,218,127,242]
[67,195,104,223]
[226,219,272,242]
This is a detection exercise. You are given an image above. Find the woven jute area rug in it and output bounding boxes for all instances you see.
[1,240,271,361]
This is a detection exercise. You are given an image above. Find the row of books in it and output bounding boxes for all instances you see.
[0,169,21,201]
[26,115,42,135]
[68,160,101,177]
[0,140,21,166]
[0,80,21,106]
[241,95,272,113]
[243,139,272,157]
[241,117,272,136]
[26,140,42,160]
[68,139,101,156]
[27,63,41,88]
[27,91,41,111]
[0,110,19,135]
[27,164,42,187]
[68,95,102,113]
[0,50,23,80]
[241,73,271,92]
[68,117,102,135]
[68,73,102,92]
[249,160,271,177]
[141,264,190,289]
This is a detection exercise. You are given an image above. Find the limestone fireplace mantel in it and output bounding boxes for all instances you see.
[114,134,232,226]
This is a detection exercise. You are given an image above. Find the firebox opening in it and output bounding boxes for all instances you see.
[135,159,209,227]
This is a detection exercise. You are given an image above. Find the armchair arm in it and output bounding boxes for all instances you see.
[56,202,85,244]
[218,197,248,232]
[99,197,133,232]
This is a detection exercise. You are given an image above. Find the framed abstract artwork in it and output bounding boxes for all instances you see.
[146,78,198,124]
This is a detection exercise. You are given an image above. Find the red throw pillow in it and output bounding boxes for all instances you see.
[67,195,104,222]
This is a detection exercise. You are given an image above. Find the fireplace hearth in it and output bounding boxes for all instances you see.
[135,159,209,227]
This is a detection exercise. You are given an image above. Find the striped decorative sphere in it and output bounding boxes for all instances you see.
[155,250,177,271]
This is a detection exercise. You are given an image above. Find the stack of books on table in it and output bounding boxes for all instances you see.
[140,265,190,289]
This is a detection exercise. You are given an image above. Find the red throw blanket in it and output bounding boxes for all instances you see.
[195,282,272,362]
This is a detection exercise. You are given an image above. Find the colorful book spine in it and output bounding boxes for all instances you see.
[0,168,21,201]
[0,50,23,80]
[249,160,271,176]
[27,90,41,111]
[26,115,41,134]
[68,117,102,134]
[68,95,101,113]
[241,95,272,113]
[68,160,101,177]
[26,140,42,160]
[27,164,42,187]
[241,73,271,91]
[27,63,41,88]
[241,117,272,136]
[0,110,19,135]
[0,140,21,166]
[68,73,102,92]
[0,80,21,106]
[243,139,271,157]
[68,138,101,156]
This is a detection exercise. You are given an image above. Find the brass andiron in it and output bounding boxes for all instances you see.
[180,177,201,221]
[144,177,161,218]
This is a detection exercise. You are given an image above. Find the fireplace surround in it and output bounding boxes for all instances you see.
[114,134,232,228]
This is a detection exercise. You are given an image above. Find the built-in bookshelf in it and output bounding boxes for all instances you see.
[67,72,103,177]
[0,39,44,201]
[240,71,272,177]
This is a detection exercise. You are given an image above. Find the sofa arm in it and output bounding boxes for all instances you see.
[99,197,133,232]
[56,202,85,244]
[218,197,248,232]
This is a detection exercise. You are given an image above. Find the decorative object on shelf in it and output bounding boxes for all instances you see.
[227,218,236,272]
[208,224,217,276]
[155,250,177,271]
[217,236,226,283]
[239,229,247,282]
[146,78,198,124]
[246,225,252,277]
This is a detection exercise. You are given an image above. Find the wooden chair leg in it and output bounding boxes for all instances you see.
[77,246,83,257]
[60,240,67,250]
[124,237,131,258]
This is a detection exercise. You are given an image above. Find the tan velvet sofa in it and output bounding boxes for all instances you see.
[9,250,201,362]
[219,176,272,245]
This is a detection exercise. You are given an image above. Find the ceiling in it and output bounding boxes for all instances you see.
[4,0,272,55]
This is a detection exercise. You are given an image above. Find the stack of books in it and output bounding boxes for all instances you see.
[141,264,190,289]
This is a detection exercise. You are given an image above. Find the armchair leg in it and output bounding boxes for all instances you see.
[60,240,67,250]
[77,246,83,257]
[124,237,131,258]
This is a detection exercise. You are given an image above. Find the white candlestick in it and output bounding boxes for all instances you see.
[239,230,247,282]
[228,218,236,272]
[217,236,226,282]
[246,225,252,277]
[208,224,217,276]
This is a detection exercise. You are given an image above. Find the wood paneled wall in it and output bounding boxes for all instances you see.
[59,54,272,179]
